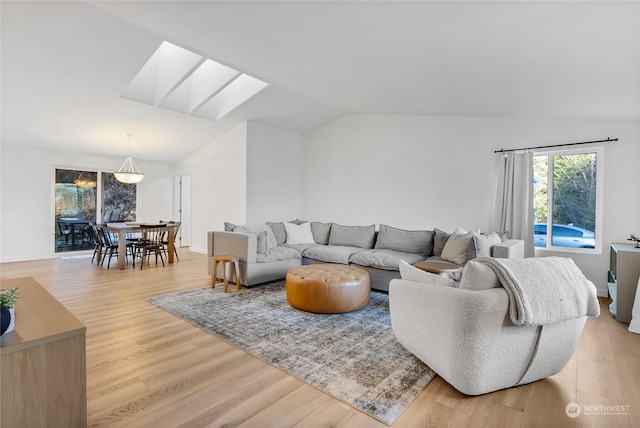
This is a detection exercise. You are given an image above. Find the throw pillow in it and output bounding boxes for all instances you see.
[284,222,315,245]
[224,222,237,232]
[232,223,278,252]
[329,224,376,249]
[374,224,434,256]
[256,231,268,254]
[311,222,332,244]
[468,231,502,259]
[433,228,451,256]
[441,227,473,265]
[267,222,286,245]
[458,260,501,290]
[399,260,455,287]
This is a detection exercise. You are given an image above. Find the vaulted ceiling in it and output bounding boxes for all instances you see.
[2,1,638,163]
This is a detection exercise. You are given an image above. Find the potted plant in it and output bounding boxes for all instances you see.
[0,287,20,334]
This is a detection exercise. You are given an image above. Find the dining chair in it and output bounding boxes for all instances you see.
[57,222,72,245]
[90,223,106,264]
[132,224,167,269]
[110,208,122,222]
[99,226,118,268]
[162,221,181,261]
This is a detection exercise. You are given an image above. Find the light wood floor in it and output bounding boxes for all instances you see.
[1,250,639,427]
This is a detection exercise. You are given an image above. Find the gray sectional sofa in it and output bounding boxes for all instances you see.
[207,221,524,292]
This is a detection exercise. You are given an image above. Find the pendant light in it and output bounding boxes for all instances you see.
[114,134,144,184]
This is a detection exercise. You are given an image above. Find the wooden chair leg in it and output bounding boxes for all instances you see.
[211,260,218,288]
[233,261,240,290]
[223,261,229,293]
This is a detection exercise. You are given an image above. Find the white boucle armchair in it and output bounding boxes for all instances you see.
[389,279,587,396]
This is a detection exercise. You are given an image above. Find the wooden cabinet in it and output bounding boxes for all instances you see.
[608,243,640,323]
[1,277,86,427]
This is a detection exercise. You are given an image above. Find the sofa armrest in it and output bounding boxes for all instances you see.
[208,231,258,276]
[491,239,524,258]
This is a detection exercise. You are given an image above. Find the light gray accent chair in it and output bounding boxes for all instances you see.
[388,279,587,396]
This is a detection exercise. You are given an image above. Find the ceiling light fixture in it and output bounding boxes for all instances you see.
[114,134,144,184]
[74,171,97,188]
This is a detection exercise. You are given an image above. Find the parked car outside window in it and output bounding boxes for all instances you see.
[534,223,595,249]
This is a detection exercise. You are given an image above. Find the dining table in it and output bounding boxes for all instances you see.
[59,217,96,247]
[106,222,176,270]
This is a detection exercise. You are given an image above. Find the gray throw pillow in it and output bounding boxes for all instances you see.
[329,224,376,249]
[374,224,434,256]
[433,228,451,257]
[224,222,237,232]
[267,222,286,245]
[256,231,268,254]
[311,222,332,245]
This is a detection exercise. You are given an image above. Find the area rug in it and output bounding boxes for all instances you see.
[147,281,435,425]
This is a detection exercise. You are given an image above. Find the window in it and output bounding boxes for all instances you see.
[102,172,137,223]
[533,147,603,252]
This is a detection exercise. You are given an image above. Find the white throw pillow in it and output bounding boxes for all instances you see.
[470,231,502,259]
[284,222,315,245]
[458,260,501,290]
[399,260,456,287]
[441,227,473,265]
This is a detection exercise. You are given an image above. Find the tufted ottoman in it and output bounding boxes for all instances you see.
[285,264,370,313]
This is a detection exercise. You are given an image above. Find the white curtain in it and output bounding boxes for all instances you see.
[492,151,535,257]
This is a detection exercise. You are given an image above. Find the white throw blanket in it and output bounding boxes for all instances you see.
[476,256,600,326]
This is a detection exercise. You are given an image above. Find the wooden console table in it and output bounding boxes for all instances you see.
[0,277,87,427]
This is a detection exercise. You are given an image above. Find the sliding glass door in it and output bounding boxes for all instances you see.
[54,169,97,253]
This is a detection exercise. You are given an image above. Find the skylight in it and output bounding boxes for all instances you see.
[121,41,268,121]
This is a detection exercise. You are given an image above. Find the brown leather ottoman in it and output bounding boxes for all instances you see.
[286,264,370,313]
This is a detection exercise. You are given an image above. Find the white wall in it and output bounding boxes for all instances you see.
[0,144,175,263]
[303,113,639,294]
[246,122,304,223]
[175,122,248,254]
[176,121,306,254]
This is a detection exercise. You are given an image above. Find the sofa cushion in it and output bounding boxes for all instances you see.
[469,231,502,259]
[284,222,315,245]
[441,227,473,265]
[311,222,332,245]
[284,243,321,255]
[433,228,451,256]
[329,224,376,249]
[224,222,237,232]
[374,224,434,256]
[457,260,500,290]
[267,222,286,245]
[232,223,278,252]
[350,249,426,271]
[302,245,366,265]
[398,260,455,287]
[256,245,302,263]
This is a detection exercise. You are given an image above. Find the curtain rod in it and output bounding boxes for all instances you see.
[494,137,617,154]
